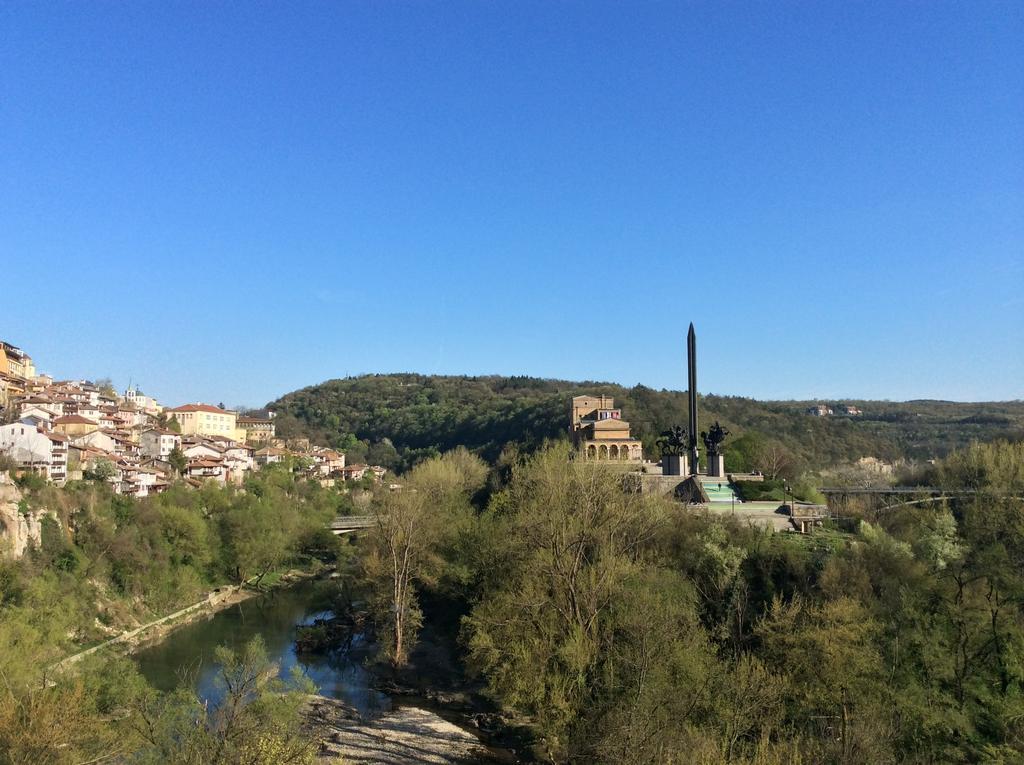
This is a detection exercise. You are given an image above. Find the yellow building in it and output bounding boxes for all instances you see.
[237,415,276,444]
[0,341,34,380]
[52,414,101,437]
[570,395,643,461]
[165,403,239,439]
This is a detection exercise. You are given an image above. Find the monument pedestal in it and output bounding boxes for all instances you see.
[708,453,725,477]
[663,454,689,476]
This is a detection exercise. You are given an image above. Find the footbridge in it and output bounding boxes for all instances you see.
[329,515,376,534]
[818,486,981,515]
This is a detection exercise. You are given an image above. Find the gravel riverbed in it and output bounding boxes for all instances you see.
[308,695,505,764]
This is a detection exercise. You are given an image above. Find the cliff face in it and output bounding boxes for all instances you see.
[0,472,49,559]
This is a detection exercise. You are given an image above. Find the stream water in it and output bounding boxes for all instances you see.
[132,578,390,715]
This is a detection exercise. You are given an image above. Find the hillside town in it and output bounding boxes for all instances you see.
[0,339,384,495]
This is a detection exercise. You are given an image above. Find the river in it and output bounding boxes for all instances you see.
[133,578,390,715]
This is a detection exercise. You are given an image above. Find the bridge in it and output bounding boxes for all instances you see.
[329,515,376,534]
[818,486,965,496]
[818,486,988,516]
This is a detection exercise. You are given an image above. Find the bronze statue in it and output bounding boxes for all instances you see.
[657,425,690,457]
[700,421,729,456]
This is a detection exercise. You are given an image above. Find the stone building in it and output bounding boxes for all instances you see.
[237,414,276,443]
[569,395,643,462]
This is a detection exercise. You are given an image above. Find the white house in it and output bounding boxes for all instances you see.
[311,448,346,476]
[68,403,104,422]
[118,463,165,497]
[141,428,181,460]
[185,458,227,483]
[254,446,287,467]
[182,441,224,461]
[18,414,51,430]
[71,429,117,454]
[0,423,68,483]
[222,444,254,480]
[18,399,61,420]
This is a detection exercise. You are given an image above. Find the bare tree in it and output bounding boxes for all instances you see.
[755,443,793,480]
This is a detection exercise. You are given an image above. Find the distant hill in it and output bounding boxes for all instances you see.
[267,373,1024,473]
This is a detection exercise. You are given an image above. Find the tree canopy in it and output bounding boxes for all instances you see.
[268,373,1024,472]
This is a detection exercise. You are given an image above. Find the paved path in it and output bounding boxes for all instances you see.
[700,501,795,532]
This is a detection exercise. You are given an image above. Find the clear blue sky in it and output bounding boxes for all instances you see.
[2,2,1021,407]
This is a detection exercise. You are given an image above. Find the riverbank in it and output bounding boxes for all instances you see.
[308,695,506,764]
[54,565,326,670]
[305,590,533,761]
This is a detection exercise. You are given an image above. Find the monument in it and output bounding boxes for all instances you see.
[657,424,689,476]
[687,322,700,472]
[660,323,729,477]
[702,421,729,477]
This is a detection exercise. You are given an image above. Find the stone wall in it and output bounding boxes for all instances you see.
[636,474,708,504]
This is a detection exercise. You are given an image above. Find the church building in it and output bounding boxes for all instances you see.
[569,394,643,462]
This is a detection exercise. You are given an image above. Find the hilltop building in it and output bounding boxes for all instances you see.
[123,386,162,416]
[0,342,35,381]
[164,403,241,440]
[237,412,276,443]
[0,341,36,409]
[0,340,346,494]
[569,395,643,462]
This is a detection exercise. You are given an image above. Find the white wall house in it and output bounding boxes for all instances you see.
[71,404,104,422]
[0,423,68,483]
[141,429,181,460]
[71,430,117,453]
[19,399,62,419]
[182,442,224,461]
[18,406,58,424]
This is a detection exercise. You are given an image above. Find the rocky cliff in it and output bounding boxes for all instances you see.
[0,472,50,558]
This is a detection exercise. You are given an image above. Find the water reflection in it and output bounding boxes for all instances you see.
[133,579,390,716]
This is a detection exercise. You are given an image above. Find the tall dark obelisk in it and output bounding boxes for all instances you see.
[687,323,699,473]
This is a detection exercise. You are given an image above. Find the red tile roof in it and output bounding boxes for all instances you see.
[53,415,99,425]
[167,403,234,414]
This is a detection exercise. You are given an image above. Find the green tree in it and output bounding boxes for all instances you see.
[168,445,187,476]
[755,595,892,762]
[363,448,486,666]
[221,496,293,587]
[129,637,320,765]
[84,457,117,482]
[94,377,117,399]
[462,445,710,761]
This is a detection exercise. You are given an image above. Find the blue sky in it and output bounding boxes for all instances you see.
[2,2,1021,407]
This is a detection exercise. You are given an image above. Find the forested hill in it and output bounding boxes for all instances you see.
[267,373,1024,472]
